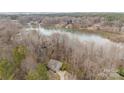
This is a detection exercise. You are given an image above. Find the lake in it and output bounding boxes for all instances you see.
[26,25,112,45]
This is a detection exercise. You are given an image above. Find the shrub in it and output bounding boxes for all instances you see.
[0,58,15,80]
[117,67,124,77]
[61,62,71,72]
[13,45,27,66]
[12,45,27,79]
[75,68,85,79]
[26,64,49,80]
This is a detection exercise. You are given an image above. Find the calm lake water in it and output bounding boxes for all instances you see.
[25,24,124,48]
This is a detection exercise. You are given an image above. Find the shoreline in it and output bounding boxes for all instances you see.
[42,26,124,43]
[79,29,124,43]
